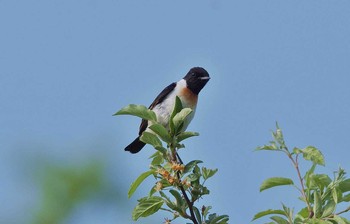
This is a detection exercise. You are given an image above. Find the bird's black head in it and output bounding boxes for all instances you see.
[183,67,210,95]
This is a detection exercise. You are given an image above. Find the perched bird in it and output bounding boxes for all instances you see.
[125,67,210,153]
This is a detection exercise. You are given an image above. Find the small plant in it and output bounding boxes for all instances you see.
[253,123,350,224]
[114,97,229,224]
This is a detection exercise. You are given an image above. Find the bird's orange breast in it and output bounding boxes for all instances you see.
[178,87,198,109]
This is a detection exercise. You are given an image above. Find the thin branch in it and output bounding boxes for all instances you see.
[176,152,184,164]
[177,172,198,224]
[288,152,313,216]
[335,206,350,216]
[160,207,176,214]
[170,142,198,224]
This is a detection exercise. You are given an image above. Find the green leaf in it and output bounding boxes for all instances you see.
[193,206,202,224]
[202,205,212,218]
[270,216,289,224]
[176,143,185,149]
[332,215,348,224]
[305,163,317,189]
[208,213,217,222]
[281,203,293,221]
[332,188,339,204]
[293,215,305,224]
[260,177,294,192]
[305,220,333,224]
[113,104,157,122]
[148,185,157,197]
[177,131,199,142]
[186,173,200,182]
[341,193,350,202]
[296,207,309,219]
[158,191,171,202]
[272,123,286,149]
[169,189,184,208]
[313,190,322,218]
[148,123,171,143]
[173,108,193,132]
[140,132,166,153]
[132,196,164,221]
[208,214,229,224]
[201,186,210,195]
[128,170,155,198]
[310,174,332,190]
[140,132,161,147]
[339,179,350,193]
[302,146,325,166]
[252,209,285,221]
[321,199,336,218]
[293,147,303,155]
[191,188,201,201]
[150,151,164,166]
[184,160,203,174]
[202,167,218,180]
[169,96,183,134]
[159,191,178,211]
[159,179,172,189]
[256,143,279,151]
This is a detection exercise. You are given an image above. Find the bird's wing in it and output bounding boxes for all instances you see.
[138,82,176,135]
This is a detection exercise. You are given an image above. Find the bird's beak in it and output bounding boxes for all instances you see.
[200,77,211,80]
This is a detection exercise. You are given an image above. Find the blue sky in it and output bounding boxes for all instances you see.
[1,1,350,223]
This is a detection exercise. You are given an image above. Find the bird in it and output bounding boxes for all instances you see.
[125,67,210,153]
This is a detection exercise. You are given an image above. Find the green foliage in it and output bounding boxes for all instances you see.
[260,177,294,192]
[302,146,325,166]
[114,96,228,224]
[254,123,350,224]
[177,131,200,142]
[113,104,157,122]
[132,196,164,220]
[32,162,105,224]
[140,132,167,153]
[128,170,155,198]
[252,209,286,221]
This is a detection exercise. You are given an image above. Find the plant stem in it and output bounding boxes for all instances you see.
[160,207,176,213]
[176,172,198,224]
[335,206,350,216]
[170,141,198,224]
[288,153,313,216]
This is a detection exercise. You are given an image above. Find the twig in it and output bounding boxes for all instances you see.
[335,206,350,216]
[176,152,184,164]
[171,142,198,224]
[288,153,313,217]
[176,171,198,224]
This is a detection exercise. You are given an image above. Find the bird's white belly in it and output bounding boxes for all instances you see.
[152,86,196,131]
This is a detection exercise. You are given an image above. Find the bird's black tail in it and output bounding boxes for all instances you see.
[125,137,146,154]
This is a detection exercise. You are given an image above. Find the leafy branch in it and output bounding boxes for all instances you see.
[253,123,350,224]
[114,96,229,224]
